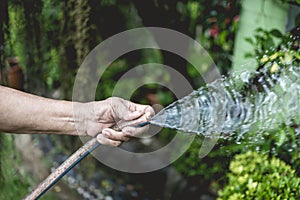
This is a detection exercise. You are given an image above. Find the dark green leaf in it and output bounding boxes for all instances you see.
[245,37,254,45]
[244,52,254,58]
[270,29,283,38]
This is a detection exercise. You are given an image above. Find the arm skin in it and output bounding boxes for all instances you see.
[0,86,154,146]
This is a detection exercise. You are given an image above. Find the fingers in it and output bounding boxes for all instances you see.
[135,104,155,118]
[102,128,130,142]
[96,133,123,147]
[122,125,149,138]
[117,104,154,128]
[110,97,154,121]
[123,104,155,121]
[96,124,150,147]
[106,98,154,140]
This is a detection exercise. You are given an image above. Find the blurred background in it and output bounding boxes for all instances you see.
[0,0,299,199]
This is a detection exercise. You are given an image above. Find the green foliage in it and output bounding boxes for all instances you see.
[245,28,300,73]
[173,136,243,182]
[6,5,25,61]
[256,126,300,175]
[173,97,300,185]
[197,0,241,74]
[175,0,241,77]
[174,27,300,187]
[218,151,300,200]
[280,0,300,5]
[0,135,31,199]
[7,0,63,92]
[0,134,67,200]
[5,0,241,95]
[41,0,62,89]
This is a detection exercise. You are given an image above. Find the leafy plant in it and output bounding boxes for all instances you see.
[218,151,300,200]
[245,27,300,73]
[197,0,241,74]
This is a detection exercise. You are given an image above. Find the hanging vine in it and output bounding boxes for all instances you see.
[73,0,92,65]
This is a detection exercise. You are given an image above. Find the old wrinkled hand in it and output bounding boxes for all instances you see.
[86,97,154,146]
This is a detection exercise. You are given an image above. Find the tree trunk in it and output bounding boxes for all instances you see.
[59,0,93,100]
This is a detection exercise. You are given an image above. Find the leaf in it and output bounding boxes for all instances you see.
[276,129,286,147]
[245,37,254,45]
[270,29,283,38]
[244,52,254,58]
[219,31,228,45]
[263,37,275,51]
[256,27,264,33]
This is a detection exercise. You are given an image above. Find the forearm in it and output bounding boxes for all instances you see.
[0,86,89,135]
[0,86,154,145]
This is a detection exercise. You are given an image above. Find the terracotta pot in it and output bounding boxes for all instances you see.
[7,65,24,90]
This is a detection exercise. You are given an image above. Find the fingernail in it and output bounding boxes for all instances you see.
[97,134,104,142]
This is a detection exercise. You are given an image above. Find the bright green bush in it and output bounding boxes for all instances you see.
[218,151,300,200]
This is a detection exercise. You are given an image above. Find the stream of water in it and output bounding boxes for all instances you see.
[150,65,300,141]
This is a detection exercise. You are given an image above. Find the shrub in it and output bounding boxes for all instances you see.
[218,151,300,200]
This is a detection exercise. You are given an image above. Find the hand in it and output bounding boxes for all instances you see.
[81,97,154,146]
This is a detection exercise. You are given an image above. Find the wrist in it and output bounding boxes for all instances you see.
[74,100,110,137]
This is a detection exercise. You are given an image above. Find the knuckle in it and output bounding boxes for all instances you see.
[123,131,132,137]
